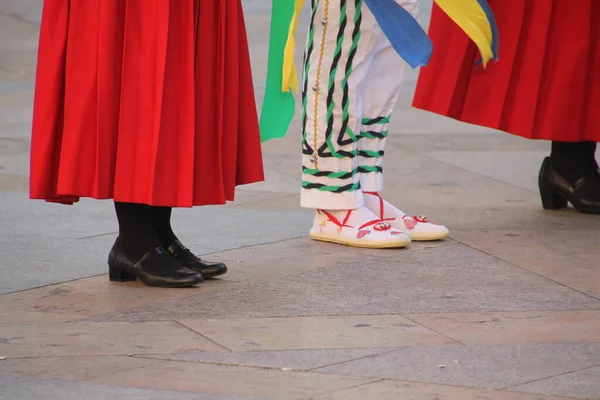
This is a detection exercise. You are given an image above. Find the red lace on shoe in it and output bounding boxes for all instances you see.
[319,209,354,229]
[363,192,396,222]
[365,192,430,225]
[319,209,392,232]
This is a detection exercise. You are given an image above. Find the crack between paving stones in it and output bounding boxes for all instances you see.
[488,391,578,400]
[127,356,321,373]
[129,347,401,355]
[115,355,394,378]
[2,12,40,28]
[128,356,291,370]
[306,348,402,372]
[125,348,429,375]
[0,274,107,295]
[498,363,600,392]
[173,320,232,352]
[298,379,385,400]
[78,232,117,240]
[305,369,535,394]
[451,237,600,303]
[82,363,167,384]
[199,235,308,256]
[400,314,465,345]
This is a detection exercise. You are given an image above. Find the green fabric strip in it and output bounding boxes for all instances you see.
[358,165,381,173]
[359,149,383,158]
[259,0,297,142]
[301,181,361,192]
[302,165,381,178]
[361,116,390,125]
[339,1,363,145]
[324,2,349,158]
[359,130,388,139]
[303,167,357,179]
[301,1,319,148]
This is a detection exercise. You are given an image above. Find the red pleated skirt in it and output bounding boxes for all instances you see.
[29,0,264,207]
[413,0,600,142]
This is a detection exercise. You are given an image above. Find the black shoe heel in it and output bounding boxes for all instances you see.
[108,264,137,282]
[538,156,600,214]
[539,184,568,210]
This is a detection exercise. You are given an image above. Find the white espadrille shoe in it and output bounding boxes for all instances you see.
[309,206,411,248]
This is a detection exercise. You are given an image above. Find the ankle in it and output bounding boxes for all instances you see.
[550,142,597,182]
[119,237,160,263]
[114,202,162,262]
[149,206,178,248]
[156,231,178,249]
[549,157,594,183]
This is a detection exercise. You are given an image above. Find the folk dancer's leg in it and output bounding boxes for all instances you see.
[300,0,410,248]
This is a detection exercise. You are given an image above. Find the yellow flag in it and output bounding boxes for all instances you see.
[282,0,305,92]
[434,0,494,65]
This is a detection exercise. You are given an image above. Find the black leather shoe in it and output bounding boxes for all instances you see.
[538,157,600,214]
[108,238,203,287]
[166,240,227,279]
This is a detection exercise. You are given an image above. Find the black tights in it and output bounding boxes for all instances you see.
[550,141,597,182]
[114,202,179,262]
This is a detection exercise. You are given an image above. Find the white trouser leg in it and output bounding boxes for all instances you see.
[300,0,379,210]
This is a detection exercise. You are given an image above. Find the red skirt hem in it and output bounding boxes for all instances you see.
[413,1,600,143]
[30,178,263,207]
[29,0,264,207]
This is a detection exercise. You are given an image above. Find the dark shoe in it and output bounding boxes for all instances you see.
[108,238,203,287]
[166,240,227,279]
[538,157,600,214]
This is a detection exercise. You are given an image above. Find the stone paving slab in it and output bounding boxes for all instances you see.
[179,315,456,351]
[309,380,582,400]
[0,376,257,400]
[406,310,600,345]
[0,356,157,382]
[90,361,375,400]
[316,343,600,390]
[0,320,227,357]
[510,366,600,400]
[451,230,600,299]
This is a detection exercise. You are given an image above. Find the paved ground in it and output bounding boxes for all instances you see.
[1,1,599,399]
